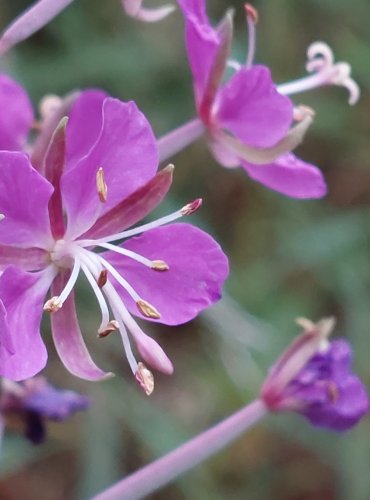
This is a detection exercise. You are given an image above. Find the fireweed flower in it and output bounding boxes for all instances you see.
[157,1,359,198]
[0,0,175,56]
[261,318,369,430]
[0,376,89,445]
[92,317,369,500]
[0,87,229,392]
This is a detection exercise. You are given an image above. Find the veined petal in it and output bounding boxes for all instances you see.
[177,0,221,107]
[0,245,48,271]
[0,74,33,151]
[51,272,112,381]
[0,152,54,248]
[82,164,174,240]
[217,66,293,148]
[241,153,327,199]
[0,266,55,381]
[66,90,108,170]
[103,223,229,325]
[62,99,158,240]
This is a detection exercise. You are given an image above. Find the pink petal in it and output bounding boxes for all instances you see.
[0,0,75,54]
[0,266,54,381]
[177,0,220,107]
[50,272,112,381]
[82,164,174,240]
[0,74,33,150]
[103,223,229,325]
[241,153,327,199]
[0,152,53,248]
[0,246,48,270]
[66,90,107,170]
[62,98,158,240]
[217,66,293,148]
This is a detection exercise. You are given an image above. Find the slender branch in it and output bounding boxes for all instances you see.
[93,399,267,500]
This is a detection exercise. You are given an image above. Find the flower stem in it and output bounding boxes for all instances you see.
[157,118,205,163]
[93,399,267,500]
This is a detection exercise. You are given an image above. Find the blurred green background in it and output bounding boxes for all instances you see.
[0,0,369,499]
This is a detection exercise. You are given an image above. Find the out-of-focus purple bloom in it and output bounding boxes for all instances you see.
[0,81,228,394]
[173,2,358,199]
[0,0,175,56]
[1,376,89,444]
[261,318,369,431]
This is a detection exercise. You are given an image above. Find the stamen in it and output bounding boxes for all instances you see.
[96,242,156,268]
[79,199,204,246]
[151,260,169,271]
[293,105,315,121]
[43,296,62,312]
[98,320,120,338]
[96,167,108,203]
[136,299,161,319]
[98,269,108,288]
[244,4,258,68]
[96,255,142,302]
[135,362,154,396]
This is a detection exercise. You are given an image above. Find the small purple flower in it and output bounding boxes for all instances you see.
[0,83,229,392]
[0,0,175,55]
[1,376,89,444]
[175,2,358,198]
[261,318,369,431]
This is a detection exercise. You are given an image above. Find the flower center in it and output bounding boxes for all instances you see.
[49,239,76,268]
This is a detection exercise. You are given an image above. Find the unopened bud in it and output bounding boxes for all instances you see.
[43,296,62,313]
[135,362,154,396]
[150,260,170,272]
[136,299,161,319]
[180,198,203,216]
[96,167,108,203]
[245,3,258,23]
[98,320,119,338]
[97,269,108,288]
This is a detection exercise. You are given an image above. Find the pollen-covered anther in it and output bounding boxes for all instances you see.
[97,269,108,288]
[180,198,203,216]
[244,3,258,23]
[135,362,154,396]
[294,105,316,121]
[150,260,170,272]
[96,167,108,203]
[98,320,120,338]
[136,299,161,319]
[43,296,62,313]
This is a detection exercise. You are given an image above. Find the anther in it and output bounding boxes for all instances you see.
[150,260,170,272]
[96,167,108,203]
[136,299,161,319]
[43,296,62,313]
[244,3,258,23]
[294,105,316,121]
[98,320,120,338]
[97,269,108,288]
[180,198,203,216]
[135,362,154,396]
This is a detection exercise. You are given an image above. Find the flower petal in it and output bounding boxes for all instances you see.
[50,272,112,381]
[103,223,229,325]
[217,66,293,148]
[0,152,54,248]
[62,98,158,240]
[66,90,107,170]
[241,153,327,199]
[0,266,54,381]
[0,246,48,271]
[177,0,221,107]
[0,74,33,150]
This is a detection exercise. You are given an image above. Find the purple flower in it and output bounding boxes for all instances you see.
[0,84,229,393]
[1,376,89,444]
[0,0,175,55]
[174,2,358,198]
[261,318,369,431]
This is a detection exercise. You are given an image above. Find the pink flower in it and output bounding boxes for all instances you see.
[0,0,175,55]
[175,1,330,198]
[0,84,229,392]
